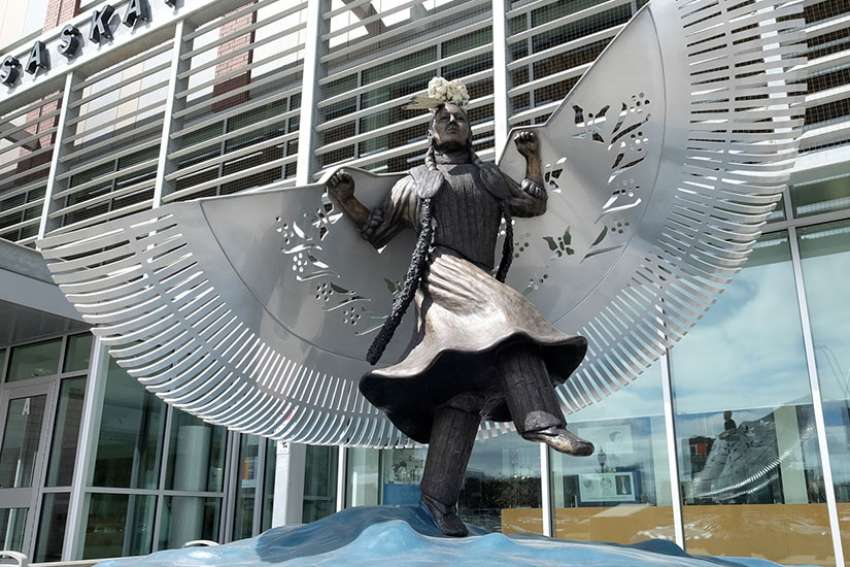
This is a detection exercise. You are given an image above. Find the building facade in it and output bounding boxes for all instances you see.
[0,0,848,565]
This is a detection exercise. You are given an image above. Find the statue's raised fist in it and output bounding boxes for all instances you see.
[327,169,355,202]
[514,130,540,160]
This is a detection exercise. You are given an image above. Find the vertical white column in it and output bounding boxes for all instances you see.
[660,353,686,549]
[154,19,194,207]
[295,0,330,186]
[62,337,109,561]
[491,0,511,157]
[272,441,306,527]
[37,71,81,242]
[773,405,808,504]
[336,446,347,512]
[788,225,845,565]
[539,443,553,537]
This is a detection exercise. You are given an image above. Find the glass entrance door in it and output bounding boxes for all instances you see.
[0,381,53,554]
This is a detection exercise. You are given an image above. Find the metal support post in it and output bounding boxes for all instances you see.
[660,353,686,549]
[540,443,553,537]
[272,441,306,527]
[336,445,347,512]
[37,71,82,241]
[154,19,195,207]
[62,337,110,561]
[295,0,330,185]
[788,225,845,565]
[491,0,511,157]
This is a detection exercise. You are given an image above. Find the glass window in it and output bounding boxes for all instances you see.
[164,410,226,493]
[33,493,70,563]
[345,447,427,509]
[302,445,338,523]
[157,496,222,550]
[551,360,674,543]
[83,493,156,560]
[91,360,165,489]
[262,439,276,532]
[345,436,543,535]
[670,232,834,564]
[346,447,380,507]
[63,334,93,373]
[7,339,61,381]
[0,395,47,488]
[0,508,27,552]
[459,435,543,535]
[791,172,850,219]
[799,219,850,554]
[46,377,86,487]
[233,435,260,540]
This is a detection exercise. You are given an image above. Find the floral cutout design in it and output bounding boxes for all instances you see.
[518,92,652,291]
[275,192,392,336]
[543,157,568,193]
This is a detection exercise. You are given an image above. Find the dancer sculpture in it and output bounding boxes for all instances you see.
[327,79,594,536]
[38,0,804,544]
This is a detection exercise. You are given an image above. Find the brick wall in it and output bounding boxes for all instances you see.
[18,0,80,172]
[44,0,80,30]
[212,7,257,111]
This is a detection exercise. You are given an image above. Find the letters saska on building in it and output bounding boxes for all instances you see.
[0,0,162,87]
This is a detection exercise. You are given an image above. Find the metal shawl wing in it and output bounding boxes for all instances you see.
[38,0,807,448]
[38,169,420,446]
[496,0,806,413]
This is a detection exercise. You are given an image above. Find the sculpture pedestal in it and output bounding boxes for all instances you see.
[95,505,790,567]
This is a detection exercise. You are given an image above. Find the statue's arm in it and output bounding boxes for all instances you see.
[329,170,416,250]
[327,170,370,228]
[505,131,547,217]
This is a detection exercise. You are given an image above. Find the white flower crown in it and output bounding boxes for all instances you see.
[406,76,470,110]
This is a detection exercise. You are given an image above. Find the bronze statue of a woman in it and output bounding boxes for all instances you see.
[327,78,594,536]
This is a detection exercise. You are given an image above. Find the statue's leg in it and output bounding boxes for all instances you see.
[499,344,594,456]
[420,400,480,537]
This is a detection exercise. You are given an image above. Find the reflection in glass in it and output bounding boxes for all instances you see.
[791,173,850,218]
[0,395,46,488]
[670,232,834,565]
[799,220,850,553]
[346,447,428,509]
[551,360,673,543]
[7,339,61,381]
[92,361,165,489]
[302,445,338,523]
[83,493,156,559]
[33,492,70,562]
[233,435,260,540]
[46,377,86,487]
[63,334,93,373]
[0,508,27,552]
[165,409,226,493]
[346,447,380,507]
[157,496,221,550]
[460,435,542,534]
[262,439,276,531]
[345,438,542,534]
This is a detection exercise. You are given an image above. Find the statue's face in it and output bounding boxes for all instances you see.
[431,103,469,149]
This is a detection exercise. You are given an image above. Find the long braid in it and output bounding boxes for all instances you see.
[496,202,513,283]
[366,199,434,364]
[366,137,439,365]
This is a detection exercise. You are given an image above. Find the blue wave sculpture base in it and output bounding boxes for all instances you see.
[97,505,791,566]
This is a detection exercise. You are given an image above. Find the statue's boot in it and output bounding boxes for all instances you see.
[499,344,595,457]
[420,403,480,537]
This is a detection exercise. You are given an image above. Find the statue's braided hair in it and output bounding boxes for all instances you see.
[366,109,514,365]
